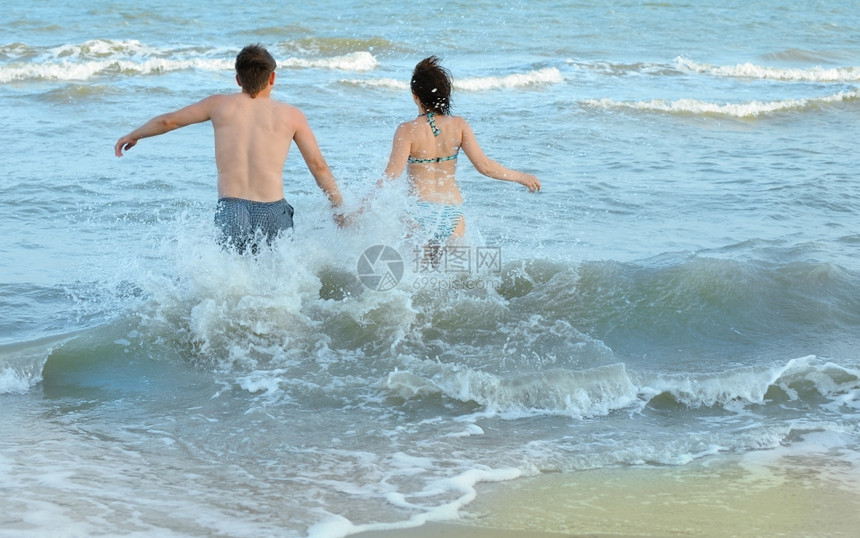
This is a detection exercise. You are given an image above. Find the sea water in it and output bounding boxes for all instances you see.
[1,0,859,536]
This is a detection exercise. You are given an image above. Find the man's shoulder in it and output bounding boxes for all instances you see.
[269,98,301,114]
[271,100,310,128]
[203,92,233,102]
[198,93,236,109]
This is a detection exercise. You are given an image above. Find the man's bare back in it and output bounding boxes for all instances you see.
[210,91,298,202]
[114,44,343,251]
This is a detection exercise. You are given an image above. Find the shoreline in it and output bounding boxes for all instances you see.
[353,449,860,537]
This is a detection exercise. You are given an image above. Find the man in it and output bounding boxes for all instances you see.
[115,44,344,252]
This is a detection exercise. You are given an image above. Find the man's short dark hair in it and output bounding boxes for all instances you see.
[235,44,277,98]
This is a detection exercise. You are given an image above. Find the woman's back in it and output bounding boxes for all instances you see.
[404,112,464,204]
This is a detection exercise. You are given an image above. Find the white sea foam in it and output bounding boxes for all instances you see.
[455,67,564,91]
[0,367,31,394]
[0,40,378,82]
[739,429,860,493]
[637,356,860,409]
[308,466,523,538]
[340,67,563,92]
[677,56,860,82]
[383,355,860,419]
[0,57,235,82]
[280,51,379,71]
[47,38,157,59]
[583,89,860,118]
[339,77,408,90]
[385,362,640,419]
[0,38,155,61]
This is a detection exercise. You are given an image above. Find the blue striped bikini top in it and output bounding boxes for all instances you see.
[407,112,460,164]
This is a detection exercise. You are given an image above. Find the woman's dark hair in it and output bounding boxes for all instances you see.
[411,56,452,115]
[235,44,277,98]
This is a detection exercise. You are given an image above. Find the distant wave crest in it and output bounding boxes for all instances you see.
[456,67,563,90]
[279,51,378,72]
[0,39,378,82]
[677,56,860,82]
[583,90,860,118]
[341,67,563,92]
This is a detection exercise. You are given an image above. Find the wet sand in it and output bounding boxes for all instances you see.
[353,450,860,537]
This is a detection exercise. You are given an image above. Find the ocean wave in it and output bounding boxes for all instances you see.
[0,41,38,61]
[279,51,378,72]
[284,36,403,56]
[384,362,639,419]
[582,90,860,118]
[677,56,860,82]
[0,38,227,82]
[339,67,563,92]
[338,77,408,90]
[571,59,683,77]
[0,39,379,82]
[456,67,564,90]
[383,356,860,418]
[641,356,860,408]
[0,39,153,61]
[40,83,126,103]
[0,57,234,83]
[0,334,75,394]
[30,202,859,406]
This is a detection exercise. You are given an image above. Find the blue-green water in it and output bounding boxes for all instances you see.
[2,1,860,536]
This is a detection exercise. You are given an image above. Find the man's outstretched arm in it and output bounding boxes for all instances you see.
[114,96,218,157]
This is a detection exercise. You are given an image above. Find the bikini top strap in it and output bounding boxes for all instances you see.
[425,112,440,137]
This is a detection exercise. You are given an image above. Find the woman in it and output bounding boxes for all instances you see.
[380,56,541,247]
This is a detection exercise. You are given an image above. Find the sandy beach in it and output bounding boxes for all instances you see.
[354,449,860,537]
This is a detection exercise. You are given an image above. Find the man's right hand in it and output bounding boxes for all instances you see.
[114,135,137,157]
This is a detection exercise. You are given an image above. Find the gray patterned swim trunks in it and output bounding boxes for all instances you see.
[214,197,294,253]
